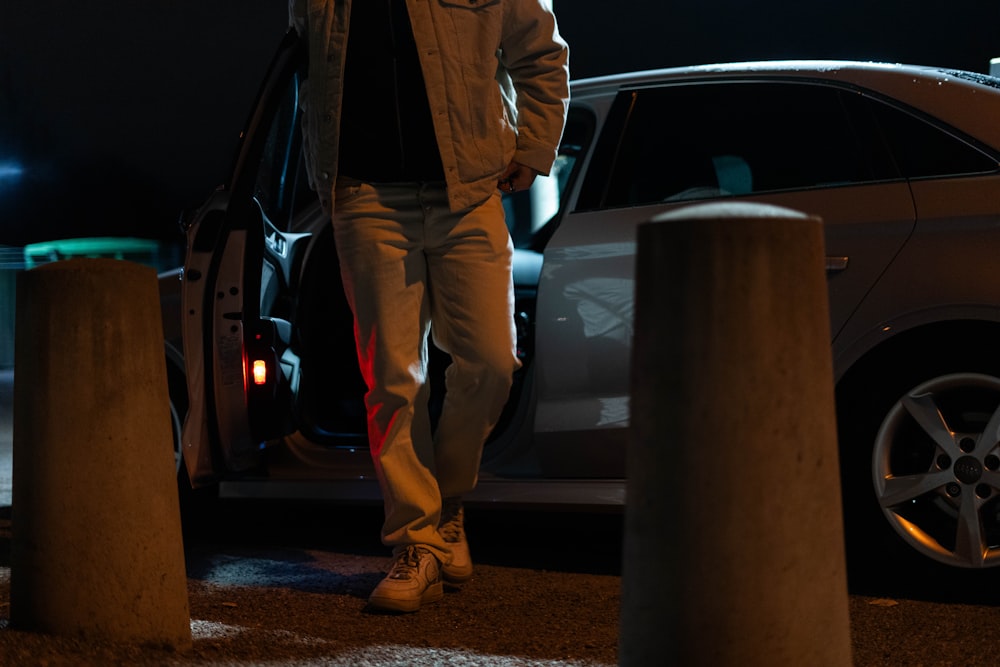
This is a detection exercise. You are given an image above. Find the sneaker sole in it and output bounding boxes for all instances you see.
[367,581,444,613]
[442,567,473,587]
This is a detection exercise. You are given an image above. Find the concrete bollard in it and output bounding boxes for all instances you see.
[620,203,851,666]
[10,258,191,649]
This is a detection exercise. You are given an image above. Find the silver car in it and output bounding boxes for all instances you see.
[161,31,1000,574]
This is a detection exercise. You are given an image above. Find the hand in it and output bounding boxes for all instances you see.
[497,162,539,194]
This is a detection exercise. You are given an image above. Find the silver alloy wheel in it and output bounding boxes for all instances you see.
[873,372,1000,568]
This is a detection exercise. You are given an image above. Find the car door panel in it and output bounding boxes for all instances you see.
[180,31,305,483]
[831,174,1000,374]
[532,180,914,475]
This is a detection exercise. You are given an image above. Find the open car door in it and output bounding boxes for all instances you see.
[180,30,309,486]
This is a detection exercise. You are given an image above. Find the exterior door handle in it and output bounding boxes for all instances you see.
[825,256,849,273]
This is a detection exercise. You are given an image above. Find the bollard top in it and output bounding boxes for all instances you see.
[649,201,821,224]
[28,257,157,279]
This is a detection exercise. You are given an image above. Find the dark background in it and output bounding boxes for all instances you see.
[1,0,998,246]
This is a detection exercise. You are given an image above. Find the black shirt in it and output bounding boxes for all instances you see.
[338,0,445,182]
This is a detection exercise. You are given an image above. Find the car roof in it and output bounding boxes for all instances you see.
[571,60,999,92]
[570,60,1000,150]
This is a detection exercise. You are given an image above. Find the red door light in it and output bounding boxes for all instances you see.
[252,359,268,385]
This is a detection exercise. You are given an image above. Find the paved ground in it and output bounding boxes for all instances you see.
[4,499,1000,666]
[0,498,625,666]
[6,369,1000,665]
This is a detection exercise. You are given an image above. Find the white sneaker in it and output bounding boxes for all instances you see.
[367,545,444,613]
[439,497,473,586]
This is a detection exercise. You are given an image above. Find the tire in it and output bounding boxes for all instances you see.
[167,362,218,521]
[838,352,1000,587]
[166,363,188,480]
[169,389,184,476]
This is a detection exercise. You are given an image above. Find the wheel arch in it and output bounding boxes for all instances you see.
[835,317,1000,406]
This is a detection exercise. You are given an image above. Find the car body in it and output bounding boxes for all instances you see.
[161,30,1000,573]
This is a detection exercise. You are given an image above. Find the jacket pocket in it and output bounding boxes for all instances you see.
[433,0,502,64]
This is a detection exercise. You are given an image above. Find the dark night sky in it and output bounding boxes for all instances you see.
[1,0,998,245]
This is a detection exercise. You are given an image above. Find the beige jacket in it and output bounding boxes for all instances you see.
[289,0,569,213]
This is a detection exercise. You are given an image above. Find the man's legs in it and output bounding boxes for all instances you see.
[421,188,519,498]
[422,187,519,585]
[332,179,449,564]
[332,180,517,608]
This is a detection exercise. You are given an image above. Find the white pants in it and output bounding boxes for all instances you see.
[332,178,519,562]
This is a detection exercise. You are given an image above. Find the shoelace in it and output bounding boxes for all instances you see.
[439,504,464,543]
[387,546,424,580]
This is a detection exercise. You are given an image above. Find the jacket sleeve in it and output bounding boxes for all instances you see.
[499,0,570,176]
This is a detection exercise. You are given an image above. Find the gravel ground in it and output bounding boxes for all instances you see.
[5,501,1000,666]
[0,504,622,666]
[0,562,620,666]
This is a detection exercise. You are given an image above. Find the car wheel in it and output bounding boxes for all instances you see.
[838,351,1000,585]
[169,391,183,475]
[166,363,217,519]
[871,372,1000,568]
[166,363,188,478]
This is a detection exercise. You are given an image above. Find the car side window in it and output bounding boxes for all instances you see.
[504,107,595,250]
[595,81,899,209]
[867,101,1000,178]
[253,69,313,232]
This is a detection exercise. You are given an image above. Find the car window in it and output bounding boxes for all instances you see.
[503,107,595,250]
[253,69,313,232]
[867,101,1000,178]
[592,81,900,209]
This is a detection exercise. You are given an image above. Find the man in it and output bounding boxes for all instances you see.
[289,0,569,613]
